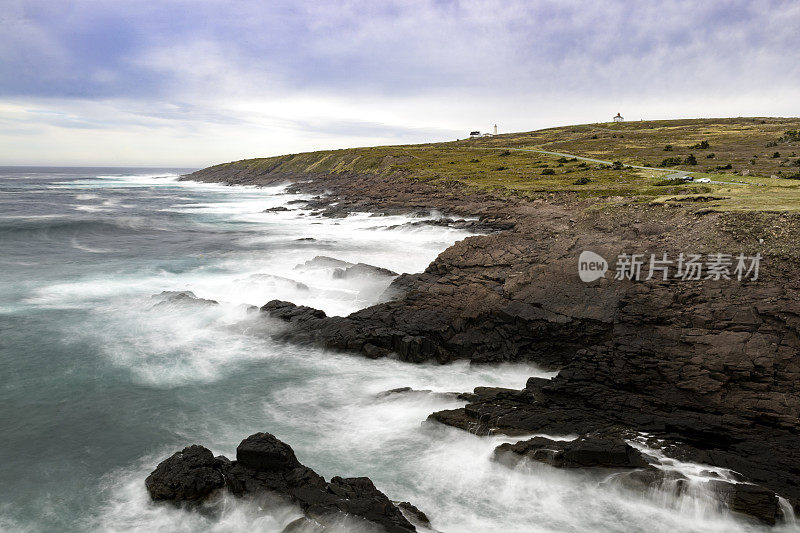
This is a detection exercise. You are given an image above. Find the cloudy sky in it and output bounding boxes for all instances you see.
[2,0,799,167]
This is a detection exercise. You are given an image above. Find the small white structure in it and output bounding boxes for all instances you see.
[613,113,624,122]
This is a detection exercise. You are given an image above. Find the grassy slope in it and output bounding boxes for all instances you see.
[206,117,800,212]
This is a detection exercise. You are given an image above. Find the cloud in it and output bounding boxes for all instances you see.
[1,0,798,165]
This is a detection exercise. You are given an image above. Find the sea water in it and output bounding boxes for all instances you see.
[0,167,794,532]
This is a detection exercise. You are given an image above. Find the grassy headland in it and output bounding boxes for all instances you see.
[201,117,800,212]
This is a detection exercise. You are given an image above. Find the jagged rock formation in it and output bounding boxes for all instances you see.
[146,432,419,532]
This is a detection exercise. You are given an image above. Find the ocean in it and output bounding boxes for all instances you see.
[0,167,788,532]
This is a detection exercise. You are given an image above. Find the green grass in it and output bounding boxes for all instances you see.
[203,117,800,212]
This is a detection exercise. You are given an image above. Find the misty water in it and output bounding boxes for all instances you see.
[0,168,795,533]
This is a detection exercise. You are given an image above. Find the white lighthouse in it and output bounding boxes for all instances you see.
[493,124,498,135]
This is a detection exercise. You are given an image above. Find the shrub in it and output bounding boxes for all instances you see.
[591,135,598,139]
[499,150,511,157]
[660,157,683,167]
[577,162,588,168]
[612,161,625,170]
[714,164,733,170]
[541,168,555,175]
[684,154,698,165]
[780,130,800,142]
[573,176,591,185]
[557,157,569,163]
[469,159,480,163]
[689,140,710,149]
[495,166,508,171]
[793,159,800,167]
[766,141,778,147]
[663,144,674,151]
[706,153,716,159]
[654,178,688,186]
[773,152,781,158]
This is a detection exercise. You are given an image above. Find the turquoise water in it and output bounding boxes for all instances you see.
[0,168,791,532]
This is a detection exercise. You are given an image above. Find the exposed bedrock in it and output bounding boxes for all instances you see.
[188,164,800,523]
[146,432,419,532]
[259,211,800,519]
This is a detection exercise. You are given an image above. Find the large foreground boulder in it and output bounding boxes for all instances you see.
[146,432,418,533]
[145,445,226,502]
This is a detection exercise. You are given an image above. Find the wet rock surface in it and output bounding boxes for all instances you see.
[146,432,418,532]
[494,434,649,469]
[145,445,226,502]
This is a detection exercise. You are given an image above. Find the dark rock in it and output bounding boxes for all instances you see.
[236,432,301,471]
[395,501,432,528]
[708,481,782,525]
[263,206,290,212]
[281,517,325,533]
[603,467,689,496]
[332,263,398,279]
[145,445,226,502]
[147,433,417,533]
[495,434,649,469]
[261,300,326,323]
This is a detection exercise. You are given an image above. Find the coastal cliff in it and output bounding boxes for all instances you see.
[183,118,800,523]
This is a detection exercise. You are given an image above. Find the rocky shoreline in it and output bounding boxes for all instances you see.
[177,165,800,526]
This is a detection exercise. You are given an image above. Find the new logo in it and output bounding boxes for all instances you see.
[578,250,608,282]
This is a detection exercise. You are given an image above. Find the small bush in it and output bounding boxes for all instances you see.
[591,134,598,139]
[714,164,733,170]
[684,154,698,165]
[557,157,569,163]
[793,159,800,167]
[469,159,480,163]
[689,140,710,149]
[780,130,800,142]
[766,141,778,147]
[495,166,508,171]
[541,168,556,175]
[577,162,588,168]
[654,178,687,186]
[772,152,781,158]
[660,157,683,167]
[573,176,591,185]
[663,144,674,151]
[499,150,511,157]
[612,161,625,170]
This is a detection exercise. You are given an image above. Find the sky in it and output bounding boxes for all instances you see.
[1,0,799,167]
